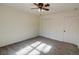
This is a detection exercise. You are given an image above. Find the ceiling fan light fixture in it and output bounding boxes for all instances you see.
[38,9,44,12]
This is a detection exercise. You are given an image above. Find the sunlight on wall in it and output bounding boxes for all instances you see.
[16,41,52,55]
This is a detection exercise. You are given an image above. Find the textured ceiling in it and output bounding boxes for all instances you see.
[0,3,79,15]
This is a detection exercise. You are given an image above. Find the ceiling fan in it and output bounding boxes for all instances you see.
[31,3,50,12]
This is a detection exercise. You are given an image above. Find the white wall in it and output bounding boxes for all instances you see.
[39,10,79,47]
[39,13,64,41]
[0,6,39,47]
[0,5,79,48]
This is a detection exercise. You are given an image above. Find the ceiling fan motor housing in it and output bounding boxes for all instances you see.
[38,3,44,9]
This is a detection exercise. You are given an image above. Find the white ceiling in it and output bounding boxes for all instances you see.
[0,3,79,15]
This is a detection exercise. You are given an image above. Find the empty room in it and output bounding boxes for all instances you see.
[0,3,79,55]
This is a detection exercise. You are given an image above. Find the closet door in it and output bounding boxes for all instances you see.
[63,16,78,44]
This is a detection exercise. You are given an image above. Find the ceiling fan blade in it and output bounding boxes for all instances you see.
[33,3,40,8]
[43,8,49,11]
[33,3,38,6]
[45,3,50,7]
[31,8,39,9]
